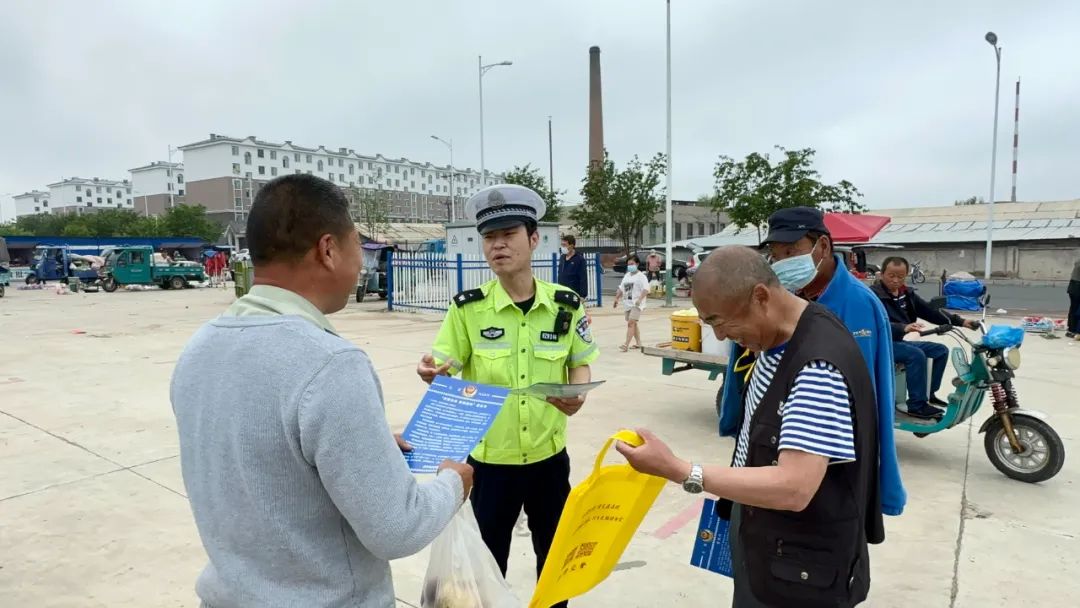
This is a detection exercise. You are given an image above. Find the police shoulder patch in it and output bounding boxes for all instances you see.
[554,290,581,310]
[575,316,593,343]
[453,288,485,307]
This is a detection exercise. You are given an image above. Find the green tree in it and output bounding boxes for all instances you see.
[130,215,164,237]
[82,209,146,237]
[61,218,93,237]
[0,221,33,236]
[159,204,224,242]
[1,205,220,241]
[710,146,865,240]
[5,213,67,236]
[501,164,562,222]
[348,187,391,242]
[571,150,666,254]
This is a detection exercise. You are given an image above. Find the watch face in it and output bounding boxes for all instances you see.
[683,480,704,494]
[683,464,704,494]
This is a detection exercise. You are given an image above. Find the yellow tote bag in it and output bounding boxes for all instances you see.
[528,430,666,608]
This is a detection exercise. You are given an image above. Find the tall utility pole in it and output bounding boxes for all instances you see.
[547,116,554,193]
[478,56,512,188]
[431,135,455,220]
[167,145,179,209]
[983,32,1002,282]
[1010,77,1020,203]
[663,0,674,306]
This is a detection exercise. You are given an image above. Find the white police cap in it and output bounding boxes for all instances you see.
[464,184,547,234]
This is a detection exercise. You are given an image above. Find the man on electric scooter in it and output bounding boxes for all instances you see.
[872,256,979,419]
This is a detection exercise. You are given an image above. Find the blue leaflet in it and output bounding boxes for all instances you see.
[690,499,733,578]
[401,376,508,473]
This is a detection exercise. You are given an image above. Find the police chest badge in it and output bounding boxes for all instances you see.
[575,317,593,343]
[480,327,505,340]
[540,331,560,342]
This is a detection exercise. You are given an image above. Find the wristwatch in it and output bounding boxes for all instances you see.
[681,463,704,494]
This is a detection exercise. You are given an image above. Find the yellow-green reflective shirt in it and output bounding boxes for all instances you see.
[432,278,599,465]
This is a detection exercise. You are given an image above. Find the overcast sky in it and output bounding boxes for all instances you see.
[3,0,1078,222]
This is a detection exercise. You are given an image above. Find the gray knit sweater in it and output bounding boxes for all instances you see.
[171,314,463,607]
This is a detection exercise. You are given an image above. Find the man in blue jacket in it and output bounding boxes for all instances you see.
[717,207,907,517]
[557,235,588,299]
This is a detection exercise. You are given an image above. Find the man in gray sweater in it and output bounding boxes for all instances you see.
[171,174,472,608]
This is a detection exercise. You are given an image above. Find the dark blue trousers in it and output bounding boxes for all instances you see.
[894,341,949,406]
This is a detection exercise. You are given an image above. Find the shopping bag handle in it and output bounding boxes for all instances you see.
[593,429,644,472]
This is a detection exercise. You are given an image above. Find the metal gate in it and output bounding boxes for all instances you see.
[388,252,603,312]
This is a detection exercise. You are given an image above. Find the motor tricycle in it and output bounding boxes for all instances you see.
[356,243,392,303]
[895,313,1065,483]
[24,246,102,288]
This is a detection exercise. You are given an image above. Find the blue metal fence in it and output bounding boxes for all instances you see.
[388,252,603,312]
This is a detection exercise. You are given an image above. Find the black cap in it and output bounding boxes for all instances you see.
[762,207,830,245]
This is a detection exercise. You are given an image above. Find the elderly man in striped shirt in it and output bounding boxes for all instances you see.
[619,245,882,608]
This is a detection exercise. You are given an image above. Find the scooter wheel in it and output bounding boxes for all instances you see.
[913,432,929,438]
[983,415,1065,483]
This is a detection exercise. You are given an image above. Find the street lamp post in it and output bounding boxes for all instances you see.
[478,56,512,188]
[984,32,1002,282]
[431,135,455,221]
[664,0,674,306]
[132,190,150,218]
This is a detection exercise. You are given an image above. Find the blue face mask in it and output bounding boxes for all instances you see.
[627,264,639,274]
[771,253,821,292]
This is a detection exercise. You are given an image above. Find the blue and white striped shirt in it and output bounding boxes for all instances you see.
[733,345,856,468]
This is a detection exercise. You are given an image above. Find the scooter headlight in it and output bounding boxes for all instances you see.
[1002,347,1021,370]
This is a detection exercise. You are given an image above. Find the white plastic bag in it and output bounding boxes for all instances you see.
[421,504,519,608]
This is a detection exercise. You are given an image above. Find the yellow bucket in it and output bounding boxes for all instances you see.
[670,309,701,352]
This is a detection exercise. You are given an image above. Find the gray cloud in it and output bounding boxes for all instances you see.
[2,0,1078,222]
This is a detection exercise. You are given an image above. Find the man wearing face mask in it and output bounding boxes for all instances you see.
[557,235,588,299]
[716,206,907,518]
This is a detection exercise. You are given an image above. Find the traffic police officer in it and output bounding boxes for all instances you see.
[417,184,598,604]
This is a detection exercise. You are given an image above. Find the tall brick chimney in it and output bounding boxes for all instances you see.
[588,46,604,168]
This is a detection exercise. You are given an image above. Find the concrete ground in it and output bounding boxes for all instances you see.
[1,286,1077,607]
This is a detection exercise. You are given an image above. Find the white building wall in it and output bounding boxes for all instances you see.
[49,183,79,208]
[130,164,186,197]
[184,145,237,182]
[131,168,169,196]
[13,192,50,216]
[47,179,133,212]
[181,136,491,200]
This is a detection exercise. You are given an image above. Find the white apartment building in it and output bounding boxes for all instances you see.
[45,177,133,215]
[12,190,51,216]
[130,161,185,216]
[180,133,499,225]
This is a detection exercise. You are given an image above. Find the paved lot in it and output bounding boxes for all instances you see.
[1,286,1077,607]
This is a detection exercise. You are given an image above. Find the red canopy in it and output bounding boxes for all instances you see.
[824,213,890,243]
